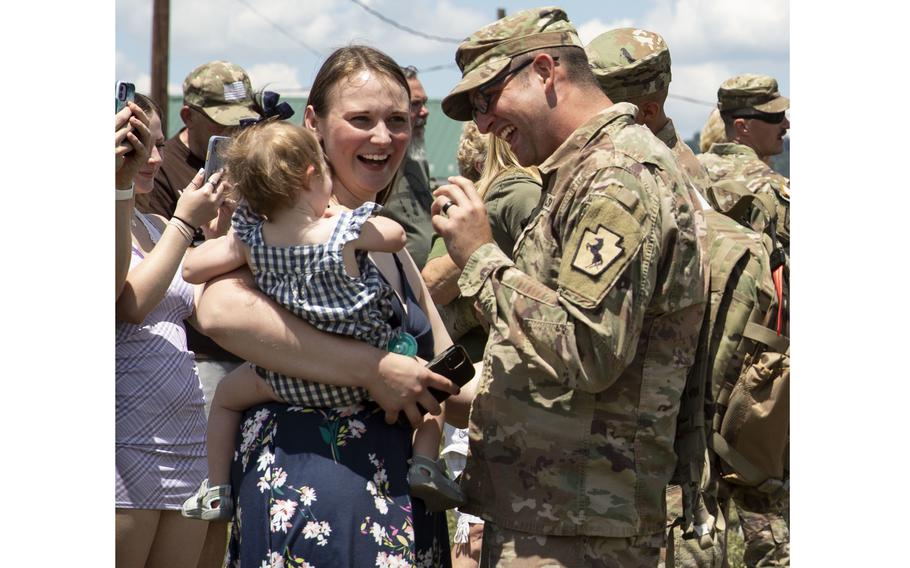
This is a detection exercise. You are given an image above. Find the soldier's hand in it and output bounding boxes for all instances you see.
[432,176,493,268]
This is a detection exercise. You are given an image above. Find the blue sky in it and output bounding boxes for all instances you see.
[116,0,789,139]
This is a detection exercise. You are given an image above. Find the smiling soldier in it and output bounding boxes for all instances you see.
[431,6,706,567]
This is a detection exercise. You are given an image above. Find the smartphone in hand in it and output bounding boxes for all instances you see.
[203,135,232,183]
[115,81,135,113]
[398,344,475,427]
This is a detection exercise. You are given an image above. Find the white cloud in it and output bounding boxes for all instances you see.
[247,62,304,93]
[643,0,789,61]
[575,17,636,46]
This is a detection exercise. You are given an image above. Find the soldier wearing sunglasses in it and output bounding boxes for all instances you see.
[698,74,791,254]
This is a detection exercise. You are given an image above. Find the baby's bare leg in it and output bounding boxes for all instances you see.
[412,404,446,459]
[207,364,282,485]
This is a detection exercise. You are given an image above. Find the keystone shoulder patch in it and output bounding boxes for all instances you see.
[571,225,623,277]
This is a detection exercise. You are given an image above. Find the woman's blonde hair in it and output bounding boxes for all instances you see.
[225,120,326,218]
[474,132,540,200]
[700,108,727,153]
[456,121,486,182]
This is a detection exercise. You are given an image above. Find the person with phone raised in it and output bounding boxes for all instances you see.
[184,46,466,567]
[115,93,227,568]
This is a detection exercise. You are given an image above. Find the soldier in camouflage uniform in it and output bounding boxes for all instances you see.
[586,27,721,568]
[432,7,706,566]
[697,75,790,256]
[698,77,792,568]
[585,32,790,568]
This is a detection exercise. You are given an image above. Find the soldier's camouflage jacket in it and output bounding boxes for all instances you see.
[457,103,706,537]
[698,143,790,252]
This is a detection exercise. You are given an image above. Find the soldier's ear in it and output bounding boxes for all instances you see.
[180,106,194,126]
[733,117,750,137]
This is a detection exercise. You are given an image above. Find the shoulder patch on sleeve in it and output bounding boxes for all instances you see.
[559,185,647,310]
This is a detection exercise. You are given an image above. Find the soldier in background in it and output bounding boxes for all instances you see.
[697,76,792,568]
[698,75,790,255]
[379,65,435,268]
[433,7,705,566]
[585,27,724,568]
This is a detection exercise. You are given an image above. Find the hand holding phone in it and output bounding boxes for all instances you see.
[398,344,474,427]
[115,81,136,113]
[203,135,232,183]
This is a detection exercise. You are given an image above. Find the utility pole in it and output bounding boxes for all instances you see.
[151,0,170,133]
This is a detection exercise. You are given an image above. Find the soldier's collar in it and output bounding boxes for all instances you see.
[654,118,678,149]
[538,102,638,176]
[710,142,760,160]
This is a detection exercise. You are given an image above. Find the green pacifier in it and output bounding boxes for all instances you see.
[387,331,418,357]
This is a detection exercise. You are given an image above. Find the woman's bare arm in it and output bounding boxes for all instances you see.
[194,268,460,426]
[421,253,463,306]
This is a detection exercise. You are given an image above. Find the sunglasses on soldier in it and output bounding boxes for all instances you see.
[733,111,787,124]
[470,57,558,119]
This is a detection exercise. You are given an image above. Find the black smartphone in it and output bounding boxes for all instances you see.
[398,344,475,427]
[115,81,135,113]
[203,135,232,183]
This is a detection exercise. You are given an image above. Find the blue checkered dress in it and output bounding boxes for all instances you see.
[232,201,396,407]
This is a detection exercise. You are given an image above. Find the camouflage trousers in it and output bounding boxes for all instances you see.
[733,496,789,568]
[661,485,726,568]
[480,522,664,568]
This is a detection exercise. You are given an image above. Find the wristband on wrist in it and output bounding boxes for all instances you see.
[115,183,134,201]
[171,215,198,232]
[167,218,194,243]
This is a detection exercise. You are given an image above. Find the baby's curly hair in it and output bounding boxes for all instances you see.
[225,120,326,218]
[456,121,486,182]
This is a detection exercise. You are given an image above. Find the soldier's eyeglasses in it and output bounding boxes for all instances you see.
[470,57,544,119]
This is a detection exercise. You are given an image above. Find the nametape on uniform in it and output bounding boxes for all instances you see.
[571,225,623,277]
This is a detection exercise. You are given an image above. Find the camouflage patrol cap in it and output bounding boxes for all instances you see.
[585,28,671,101]
[182,60,259,126]
[717,74,789,114]
[442,6,583,121]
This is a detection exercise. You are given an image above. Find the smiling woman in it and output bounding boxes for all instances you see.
[193,45,455,567]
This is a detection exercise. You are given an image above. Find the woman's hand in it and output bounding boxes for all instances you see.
[174,170,227,229]
[367,352,460,428]
[115,102,152,190]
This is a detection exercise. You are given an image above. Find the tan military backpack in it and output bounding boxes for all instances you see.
[669,209,789,561]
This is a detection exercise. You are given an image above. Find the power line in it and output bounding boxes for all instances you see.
[668,93,715,107]
[418,63,459,73]
[348,0,463,44]
[235,0,324,58]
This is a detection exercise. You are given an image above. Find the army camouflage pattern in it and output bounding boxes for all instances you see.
[663,485,725,568]
[456,102,706,537]
[717,74,789,114]
[698,143,790,252]
[482,522,664,567]
[585,28,672,101]
[443,6,583,121]
[182,60,258,126]
[736,506,790,567]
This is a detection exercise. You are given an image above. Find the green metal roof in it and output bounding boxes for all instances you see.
[166,96,465,182]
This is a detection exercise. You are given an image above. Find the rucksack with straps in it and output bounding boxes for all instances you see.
[669,207,789,559]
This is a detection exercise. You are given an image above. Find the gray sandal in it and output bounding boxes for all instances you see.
[181,479,233,521]
[408,455,466,512]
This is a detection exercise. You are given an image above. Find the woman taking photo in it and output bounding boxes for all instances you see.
[115,93,225,567]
